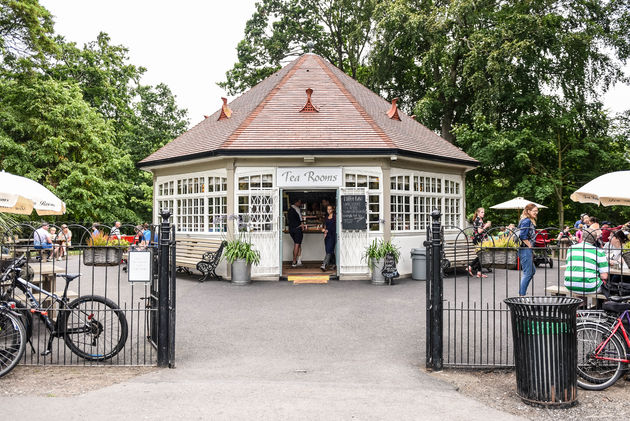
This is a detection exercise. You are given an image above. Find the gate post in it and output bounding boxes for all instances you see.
[158,209,172,367]
[426,209,443,370]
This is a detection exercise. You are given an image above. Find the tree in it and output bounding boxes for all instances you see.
[0,0,57,71]
[220,0,379,95]
[0,75,134,221]
[49,33,189,221]
[370,0,630,142]
[369,0,630,224]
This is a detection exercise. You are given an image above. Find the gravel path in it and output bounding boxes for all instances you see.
[430,369,630,420]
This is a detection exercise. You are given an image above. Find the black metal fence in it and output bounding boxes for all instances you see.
[0,212,176,367]
[426,213,630,369]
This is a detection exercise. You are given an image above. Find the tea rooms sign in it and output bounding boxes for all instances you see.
[277,167,342,188]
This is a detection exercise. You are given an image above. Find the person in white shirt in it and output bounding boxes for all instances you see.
[33,222,53,261]
[110,221,122,239]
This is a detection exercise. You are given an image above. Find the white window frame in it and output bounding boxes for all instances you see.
[235,168,276,233]
[155,169,228,233]
[390,169,463,232]
[343,167,383,233]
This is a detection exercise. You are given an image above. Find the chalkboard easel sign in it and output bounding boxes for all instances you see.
[381,252,399,285]
[341,195,367,230]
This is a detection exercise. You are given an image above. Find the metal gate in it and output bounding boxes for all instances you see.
[426,211,575,369]
[0,212,176,367]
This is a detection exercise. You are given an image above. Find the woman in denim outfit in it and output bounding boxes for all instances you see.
[518,204,539,296]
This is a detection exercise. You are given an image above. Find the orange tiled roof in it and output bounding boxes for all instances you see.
[139,54,476,167]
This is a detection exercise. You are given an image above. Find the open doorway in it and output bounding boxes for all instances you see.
[282,189,338,278]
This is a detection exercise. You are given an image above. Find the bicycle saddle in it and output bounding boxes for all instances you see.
[56,273,80,282]
[609,295,630,303]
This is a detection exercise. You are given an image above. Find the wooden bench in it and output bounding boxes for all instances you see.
[441,240,478,271]
[175,238,227,282]
[545,284,607,309]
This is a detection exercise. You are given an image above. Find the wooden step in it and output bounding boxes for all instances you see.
[289,275,329,284]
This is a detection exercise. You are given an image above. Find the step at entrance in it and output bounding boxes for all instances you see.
[288,275,329,284]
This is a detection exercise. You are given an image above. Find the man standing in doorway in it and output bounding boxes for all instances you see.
[288,199,306,267]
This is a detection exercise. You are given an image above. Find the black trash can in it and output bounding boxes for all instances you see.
[503,296,582,408]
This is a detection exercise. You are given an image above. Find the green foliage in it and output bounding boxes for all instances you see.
[480,236,519,250]
[0,0,58,71]
[224,236,261,265]
[0,3,189,223]
[0,76,134,221]
[219,0,380,94]
[363,238,401,269]
[369,0,630,226]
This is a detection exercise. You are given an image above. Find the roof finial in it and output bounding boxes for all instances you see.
[300,88,318,113]
[306,41,314,53]
[218,97,232,120]
[387,98,401,121]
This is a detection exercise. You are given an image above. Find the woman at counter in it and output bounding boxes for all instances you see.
[320,205,337,271]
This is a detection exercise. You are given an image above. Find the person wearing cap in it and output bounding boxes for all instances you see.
[564,228,608,295]
[33,222,53,261]
[574,213,589,229]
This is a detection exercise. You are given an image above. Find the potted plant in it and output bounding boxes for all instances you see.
[83,232,130,266]
[363,239,400,285]
[479,236,519,269]
[224,236,261,285]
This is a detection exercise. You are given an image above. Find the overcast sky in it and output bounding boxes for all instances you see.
[41,1,630,128]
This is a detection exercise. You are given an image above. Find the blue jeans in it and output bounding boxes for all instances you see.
[519,248,536,296]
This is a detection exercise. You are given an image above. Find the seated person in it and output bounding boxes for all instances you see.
[556,226,574,243]
[33,222,53,260]
[564,232,608,295]
[57,224,72,260]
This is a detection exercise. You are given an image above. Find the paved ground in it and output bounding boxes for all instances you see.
[2,276,526,420]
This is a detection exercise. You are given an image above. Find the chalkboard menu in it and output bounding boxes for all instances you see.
[381,253,400,282]
[341,195,367,230]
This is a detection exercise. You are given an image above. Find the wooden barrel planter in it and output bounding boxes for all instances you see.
[480,248,518,269]
[83,247,124,266]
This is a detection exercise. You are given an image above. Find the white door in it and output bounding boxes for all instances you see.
[241,189,279,276]
[338,187,370,275]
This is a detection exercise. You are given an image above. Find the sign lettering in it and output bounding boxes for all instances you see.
[276,167,342,188]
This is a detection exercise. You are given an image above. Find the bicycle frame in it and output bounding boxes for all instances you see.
[2,264,96,356]
[591,310,630,364]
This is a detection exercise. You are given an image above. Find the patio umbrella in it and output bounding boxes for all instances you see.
[0,170,66,215]
[570,171,630,206]
[490,197,547,210]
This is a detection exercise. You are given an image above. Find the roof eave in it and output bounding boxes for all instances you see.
[137,148,478,171]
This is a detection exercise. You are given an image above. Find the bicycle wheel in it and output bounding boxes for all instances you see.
[63,295,128,361]
[0,310,26,378]
[576,322,626,390]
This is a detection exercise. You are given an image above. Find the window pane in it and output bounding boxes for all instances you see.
[262,174,273,188]
[357,175,368,188]
[251,175,261,189]
[345,173,356,187]
[238,177,249,190]
[369,176,379,190]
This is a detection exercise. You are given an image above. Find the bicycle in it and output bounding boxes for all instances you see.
[0,255,128,361]
[0,300,27,377]
[576,295,630,390]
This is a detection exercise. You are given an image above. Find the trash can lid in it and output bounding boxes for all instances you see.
[504,296,582,307]
[410,248,426,255]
